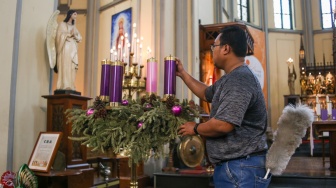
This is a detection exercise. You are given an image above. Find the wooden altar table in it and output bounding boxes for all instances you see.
[313,120,336,171]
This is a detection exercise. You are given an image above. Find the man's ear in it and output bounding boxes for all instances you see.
[222,44,230,55]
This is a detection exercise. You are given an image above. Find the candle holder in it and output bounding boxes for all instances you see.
[123,53,146,99]
[316,114,321,121]
[327,101,332,120]
[316,102,321,121]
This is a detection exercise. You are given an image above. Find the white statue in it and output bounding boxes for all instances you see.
[47,10,82,91]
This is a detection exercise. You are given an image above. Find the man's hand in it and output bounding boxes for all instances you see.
[178,122,196,136]
[175,58,186,78]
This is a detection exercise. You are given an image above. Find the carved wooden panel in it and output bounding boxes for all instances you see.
[43,94,91,169]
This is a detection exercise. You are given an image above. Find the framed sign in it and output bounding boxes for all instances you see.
[28,132,62,172]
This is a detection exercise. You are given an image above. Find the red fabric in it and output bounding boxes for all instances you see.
[1,171,15,188]
[212,67,217,84]
[179,169,208,174]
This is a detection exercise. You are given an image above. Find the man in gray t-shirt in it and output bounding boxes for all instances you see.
[205,64,268,164]
[177,25,271,187]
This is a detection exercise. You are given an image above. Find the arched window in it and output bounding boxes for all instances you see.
[237,0,249,22]
[273,0,293,29]
[321,0,335,29]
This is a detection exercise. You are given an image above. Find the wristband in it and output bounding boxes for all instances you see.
[193,123,200,135]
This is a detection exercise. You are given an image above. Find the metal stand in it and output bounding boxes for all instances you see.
[130,161,138,188]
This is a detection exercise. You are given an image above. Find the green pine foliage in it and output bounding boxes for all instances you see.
[66,94,199,165]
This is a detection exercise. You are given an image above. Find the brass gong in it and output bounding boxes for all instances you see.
[177,135,205,168]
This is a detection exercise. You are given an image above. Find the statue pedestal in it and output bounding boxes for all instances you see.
[54,89,81,95]
[42,94,91,169]
[284,95,300,107]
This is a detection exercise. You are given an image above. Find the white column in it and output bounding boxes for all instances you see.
[158,0,175,96]
[84,0,100,101]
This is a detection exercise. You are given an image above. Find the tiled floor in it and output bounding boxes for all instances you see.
[281,156,336,178]
[269,155,336,187]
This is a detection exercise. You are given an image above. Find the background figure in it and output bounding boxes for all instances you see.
[300,75,308,95]
[116,18,125,50]
[287,60,297,94]
[115,18,126,61]
[55,10,82,90]
[326,72,335,94]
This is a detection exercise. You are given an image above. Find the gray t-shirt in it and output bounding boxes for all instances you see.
[205,64,268,164]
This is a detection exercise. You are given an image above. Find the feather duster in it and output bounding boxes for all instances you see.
[264,104,314,178]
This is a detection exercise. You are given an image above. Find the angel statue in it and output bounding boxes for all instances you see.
[46,10,82,92]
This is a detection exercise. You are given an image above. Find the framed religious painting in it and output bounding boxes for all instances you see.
[111,7,132,52]
[28,132,62,172]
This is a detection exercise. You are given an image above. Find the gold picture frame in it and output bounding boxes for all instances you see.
[28,132,63,172]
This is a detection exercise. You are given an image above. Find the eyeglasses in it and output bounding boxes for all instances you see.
[210,44,221,52]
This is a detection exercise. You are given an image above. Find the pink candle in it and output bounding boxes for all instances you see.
[146,57,158,94]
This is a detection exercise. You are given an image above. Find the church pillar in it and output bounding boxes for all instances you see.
[158,0,175,98]
[191,0,201,105]
[175,0,192,100]
[84,0,100,101]
[301,0,314,66]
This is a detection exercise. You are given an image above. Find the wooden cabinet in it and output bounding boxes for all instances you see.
[35,168,95,188]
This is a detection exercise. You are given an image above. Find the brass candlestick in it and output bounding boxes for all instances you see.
[130,161,138,188]
[162,139,178,172]
[316,114,321,121]
[123,52,145,188]
[327,101,332,120]
[123,53,146,99]
[316,102,321,121]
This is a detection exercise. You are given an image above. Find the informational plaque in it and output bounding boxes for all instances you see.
[28,132,62,172]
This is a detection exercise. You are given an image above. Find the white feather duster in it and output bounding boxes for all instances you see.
[264,104,314,178]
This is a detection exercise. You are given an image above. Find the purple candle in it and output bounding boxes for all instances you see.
[321,109,328,120]
[100,60,111,102]
[164,55,176,96]
[146,57,158,94]
[109,61,124,106]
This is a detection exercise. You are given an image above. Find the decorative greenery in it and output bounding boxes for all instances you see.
[66,94,199,165]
